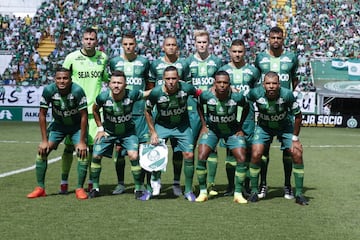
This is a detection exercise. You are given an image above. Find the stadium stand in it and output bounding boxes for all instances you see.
[0,0,359,86]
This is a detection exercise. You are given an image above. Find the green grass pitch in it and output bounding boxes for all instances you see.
[1,122,360,239]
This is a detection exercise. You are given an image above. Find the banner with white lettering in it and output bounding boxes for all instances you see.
[302,114,360,128]
[0,86,44,107]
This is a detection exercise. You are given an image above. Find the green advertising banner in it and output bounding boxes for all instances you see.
[0,107,22,121]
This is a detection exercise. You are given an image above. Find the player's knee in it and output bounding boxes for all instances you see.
[183,152,193,159]
[127,151,138,161]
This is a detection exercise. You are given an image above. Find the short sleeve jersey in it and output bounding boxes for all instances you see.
[199,90,247,137]
[149,57,187,86]
[247,86,301,130]
[146,82,196,129]
[254,51,298,90]
[184,54,223,91]
[184,54,223,112]
[108,55,150,115]
[95,89,143,136]
[62,50,108,114]
[219,63,260,92]
[40,82,87,126]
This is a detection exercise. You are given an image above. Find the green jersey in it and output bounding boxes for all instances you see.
[62,50,108,114]
[184,54,223,90]
[40,82,87,126]
[219,63,260,91]
[149,57,188,86]
[95,89,143,136]
[184,54,223,113]
[254,50,298,89]
[247,86,301,130]
[199,90,247,137]
[146,82,196,129]
[109,55,150,115]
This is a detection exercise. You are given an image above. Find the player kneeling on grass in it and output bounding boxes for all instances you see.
[27,67,88,200]
[89,70,151,200]
[246,71,308,205]
[195,71,249,204]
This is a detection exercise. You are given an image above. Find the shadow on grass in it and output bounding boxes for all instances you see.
[262,186,316,202]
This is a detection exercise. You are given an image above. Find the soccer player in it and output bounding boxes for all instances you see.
[108,32,151,195]
[145,66,200,202]
[27,67,88,199]
[184,29,223,195]
[60,27,109,194]
[148,36,188,196]
[219,39,260,196]
[254,26,299,199]
[89,70,151,200]
[195,71,249,204]
[246,71,308,206]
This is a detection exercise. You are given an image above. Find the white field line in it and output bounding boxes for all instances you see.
[1,142,360,178]
[0,157,61,178]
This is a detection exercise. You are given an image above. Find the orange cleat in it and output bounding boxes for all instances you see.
[75,188,88,200]
[27,187,46,198]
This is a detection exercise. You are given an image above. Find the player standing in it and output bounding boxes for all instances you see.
[184,30,223,195]
[60,27,109,194]
[254,26,299,199]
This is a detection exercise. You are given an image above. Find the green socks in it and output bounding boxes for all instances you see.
[183,159,194,193]
[235,162,247,193]
[249,163,261,193]
[35,154,47,188]
[61,146,73,182]
[77,157,88,188]
[207,152,218,184]
[283,151,293,187]
[90,157,102,189]
[293,164,305,196]
[196,160,207,191]
[130,159,142,191]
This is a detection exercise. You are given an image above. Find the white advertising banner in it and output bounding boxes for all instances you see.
[22,107,52,122]
[0,86,44,107]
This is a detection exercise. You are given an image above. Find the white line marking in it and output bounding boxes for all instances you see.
[1,144,360,178]
[0,157,61,178]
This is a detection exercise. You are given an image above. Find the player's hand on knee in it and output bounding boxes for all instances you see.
[38,141,50,156]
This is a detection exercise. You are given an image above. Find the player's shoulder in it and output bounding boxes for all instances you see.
[43,83,56,92]
[200,89,213,99]
[280,86,294,96]
[179,81,194,90]
[218,63,231,71]
[109,55,123,64]
[95,50,108,60]
[149,85,163,96]
[71,82,85,93]
[136,55,150,63]
[63,50,81,62]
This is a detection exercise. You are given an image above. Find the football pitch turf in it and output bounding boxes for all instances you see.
[1,122,360,239]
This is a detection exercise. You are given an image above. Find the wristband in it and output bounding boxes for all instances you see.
[292,135,299,141]
[97,126,104,132]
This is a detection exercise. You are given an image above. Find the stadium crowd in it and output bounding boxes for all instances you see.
[0,0,359,85]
